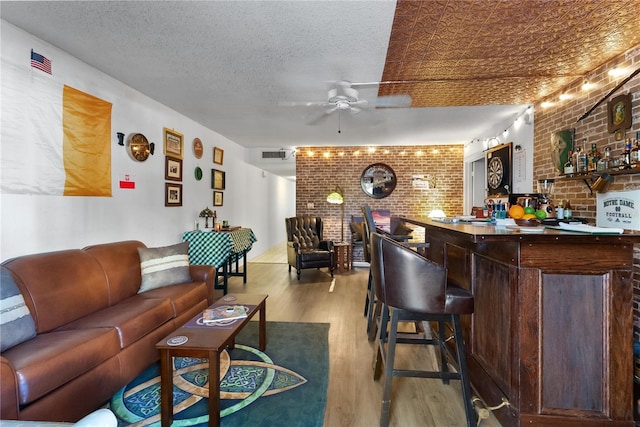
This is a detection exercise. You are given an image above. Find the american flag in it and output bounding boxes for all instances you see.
[30,49,51,74]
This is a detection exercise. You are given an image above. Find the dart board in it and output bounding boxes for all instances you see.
[486,143,512,196]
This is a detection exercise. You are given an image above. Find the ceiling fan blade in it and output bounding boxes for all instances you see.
[307,110,333,125]
[279,100,328,107]
[375,94,412,108]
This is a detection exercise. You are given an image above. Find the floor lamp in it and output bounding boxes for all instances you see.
[326,187,344,242]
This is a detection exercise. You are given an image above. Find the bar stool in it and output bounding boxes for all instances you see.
[370,233,476,427]
[363,205,429,342]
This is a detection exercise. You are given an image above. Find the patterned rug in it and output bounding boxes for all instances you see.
[108,321,330,427]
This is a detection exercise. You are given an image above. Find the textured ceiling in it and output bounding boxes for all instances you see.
[2,1,640,178]
[380,0,640,106]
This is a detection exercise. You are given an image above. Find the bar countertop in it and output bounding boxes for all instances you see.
[400,216,640,244]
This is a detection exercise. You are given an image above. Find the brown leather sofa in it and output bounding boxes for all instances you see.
[0,240,215,422]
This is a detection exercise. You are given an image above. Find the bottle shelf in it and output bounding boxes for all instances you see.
[558,167,640,194]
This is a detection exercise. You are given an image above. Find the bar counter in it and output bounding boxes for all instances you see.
[400,217,640,427]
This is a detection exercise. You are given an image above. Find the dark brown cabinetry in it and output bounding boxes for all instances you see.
[402,218,639,427]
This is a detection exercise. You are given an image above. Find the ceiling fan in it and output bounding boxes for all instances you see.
[280,80,411,125]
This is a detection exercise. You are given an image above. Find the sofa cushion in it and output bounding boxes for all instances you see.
[138,242,191,293]
[2,250,110,333]
[83,240,146,304]
[138,281,208,317]
[2,328,120,405]
[0,267,36,352]
[57,296,174,349]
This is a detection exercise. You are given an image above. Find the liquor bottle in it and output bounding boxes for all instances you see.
[630,138,640,168]
[597,147,611,172]
[572,146,580,173]
[587,142,601,172]
[564,150,574,177]
[620,138,632,170]
[576,140,588,174]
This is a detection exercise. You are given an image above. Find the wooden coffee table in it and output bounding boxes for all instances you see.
[156,294,267,427]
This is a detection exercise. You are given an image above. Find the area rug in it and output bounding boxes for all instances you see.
[108,321,330,427]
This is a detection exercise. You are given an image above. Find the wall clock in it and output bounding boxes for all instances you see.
[360,163,397,199]
[486,143,512,196]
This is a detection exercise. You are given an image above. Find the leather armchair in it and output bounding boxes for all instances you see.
[285,217,335,280]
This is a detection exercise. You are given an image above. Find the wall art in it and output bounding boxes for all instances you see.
[214,147,224,165]
[165,156,182,181]
[212,169,226,190]
[163,128,184,159]
[165,183,182,207]
[214,191,224,206]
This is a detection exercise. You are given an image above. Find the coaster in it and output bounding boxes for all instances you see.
[167,335,188,346]
[222,295,237,302]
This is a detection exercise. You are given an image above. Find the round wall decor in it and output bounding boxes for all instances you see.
[360,163,397,199]
[128,133,150,162]
[193,138,204,159]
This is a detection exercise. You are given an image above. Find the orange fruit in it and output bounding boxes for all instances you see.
[508,205,525,219]
[522,213,537,220]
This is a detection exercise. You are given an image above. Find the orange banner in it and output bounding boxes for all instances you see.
[62,85,112,196]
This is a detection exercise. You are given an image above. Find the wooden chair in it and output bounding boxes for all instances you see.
[371,232,476,427]
[285,216,335,280]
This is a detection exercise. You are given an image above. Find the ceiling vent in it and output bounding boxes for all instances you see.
[262,150,287,159]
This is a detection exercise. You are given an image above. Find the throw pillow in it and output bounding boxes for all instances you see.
[138,242,191,293]
[393,223,414,236]
[1,266,37,352]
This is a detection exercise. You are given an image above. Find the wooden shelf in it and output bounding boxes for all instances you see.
[558,167,640,194]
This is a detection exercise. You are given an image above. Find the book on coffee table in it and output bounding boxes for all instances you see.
[203,305,248,323]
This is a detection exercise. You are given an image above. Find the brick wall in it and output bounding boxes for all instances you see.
[532,44,640,338]
[295,145,463,260]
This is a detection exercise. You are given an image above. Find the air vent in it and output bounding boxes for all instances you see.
[262,151,287,159]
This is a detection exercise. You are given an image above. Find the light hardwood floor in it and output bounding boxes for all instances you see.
[223,244,502,427]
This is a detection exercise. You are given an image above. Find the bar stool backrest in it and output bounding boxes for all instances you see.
[374,233,448,314]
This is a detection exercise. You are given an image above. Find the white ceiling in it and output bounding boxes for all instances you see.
[1,1,527,177]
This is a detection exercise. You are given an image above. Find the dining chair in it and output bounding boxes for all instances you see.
[370,232,476,427]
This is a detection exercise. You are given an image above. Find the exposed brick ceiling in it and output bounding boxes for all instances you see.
[379,0,640,107]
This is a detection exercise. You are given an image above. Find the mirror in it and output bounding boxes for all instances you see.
[360,163,397,199]
[129,133,150,162]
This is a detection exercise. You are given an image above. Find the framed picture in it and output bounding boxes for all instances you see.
[165,183,182,207]
[550,129,574,173]
[212,169,226,190]
[163,128,184,159]
[213,191,224,206]
[214,147,224,165]
[607,94,632,139]
[165,156,182,181]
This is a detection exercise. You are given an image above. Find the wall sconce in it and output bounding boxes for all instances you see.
[326,186,345,242]
[116,132,124,146]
